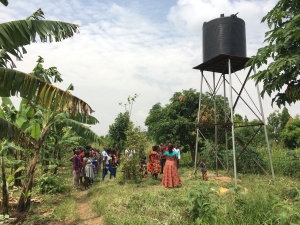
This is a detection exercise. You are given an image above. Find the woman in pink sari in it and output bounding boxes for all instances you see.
[162,144,181,188]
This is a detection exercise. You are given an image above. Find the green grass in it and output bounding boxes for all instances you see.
[53,196,78,220]
[88,167,300,225]
[12,153,300,225]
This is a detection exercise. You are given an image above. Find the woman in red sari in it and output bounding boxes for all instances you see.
[162,144,181,188]
[147,146,161,180]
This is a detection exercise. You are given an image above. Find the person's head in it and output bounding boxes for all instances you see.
[153,146,158,152]
[168,144,173,154]
[74,149,80,155]
[201,158,206,163]
[175,144,178,148]
[84,151,90,158]
[72,148,77,154]
[86,145,92,151]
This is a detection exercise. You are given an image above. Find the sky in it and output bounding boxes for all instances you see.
[1,0,299,136]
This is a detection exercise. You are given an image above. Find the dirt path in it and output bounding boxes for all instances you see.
[73,189,104,225]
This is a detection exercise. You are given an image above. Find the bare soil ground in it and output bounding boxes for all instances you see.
[2,187,104,225]
[72,188,104,225]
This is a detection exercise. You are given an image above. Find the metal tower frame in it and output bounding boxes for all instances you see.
[193,54,275,187]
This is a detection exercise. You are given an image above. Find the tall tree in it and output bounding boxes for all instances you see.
[280,115,300,149]
[267,107,291,141]
[247,0,300,106]
[279,107,291,131]
[145,89,228,161]
[108,112,130,150]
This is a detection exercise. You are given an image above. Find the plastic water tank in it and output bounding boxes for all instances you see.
[202,14,246,62]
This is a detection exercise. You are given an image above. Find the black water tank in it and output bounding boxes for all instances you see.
[202,14,246,62]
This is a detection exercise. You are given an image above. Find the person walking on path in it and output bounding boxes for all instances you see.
[70,148,81,189]
[162,144,181,188]
[147,146,161,180]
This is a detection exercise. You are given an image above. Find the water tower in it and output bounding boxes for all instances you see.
[193,13,274,186]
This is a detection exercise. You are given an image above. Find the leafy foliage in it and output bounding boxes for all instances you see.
[0,117,35,149]
[36,173,67,194]
[0,18,79,68]
[145,89,228,152]
[267,107,291,141]
[280,115,300,149]
[186,182,218,224]
[247,0,300,106]
[0,0,8,6]
[0,67,94,116]
[271,146,300,177]
[108,112,130,149]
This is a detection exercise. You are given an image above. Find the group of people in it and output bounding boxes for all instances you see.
[147,143,182,188]
[70,146,119,190]
[70,143,208,190]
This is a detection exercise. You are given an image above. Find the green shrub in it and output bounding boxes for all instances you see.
[270,147,300,178]
[200,142,266,174]
[36,173,67,194]
[185,182,218,224]
[180,152,199,167]
[117,154,142,183]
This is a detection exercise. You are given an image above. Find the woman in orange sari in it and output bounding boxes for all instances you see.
[147,146,161,180]
[162,144,181,188]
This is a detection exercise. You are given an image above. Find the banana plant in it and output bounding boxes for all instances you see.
[44,126,82,174]
[0,3,99,212]
[0,7,79,68]
[0,97,28,186]
[0,140,23,215]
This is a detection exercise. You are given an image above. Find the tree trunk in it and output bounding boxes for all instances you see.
[17,118,51,212]
[53,148,61,175]
[42,145,49,173]
[1,156,9,215]
[190,148,196,165]
[14,151,22,187]
[17,149,39,212]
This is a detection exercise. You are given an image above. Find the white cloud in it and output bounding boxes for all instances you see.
[1,0,299,137]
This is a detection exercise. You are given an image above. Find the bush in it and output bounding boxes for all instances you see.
[117,154,142,183]
[200,141,266,174]
[186,182,218,224]
[180,152,197,167]
[36,173,67,194]
[269,147,300,178]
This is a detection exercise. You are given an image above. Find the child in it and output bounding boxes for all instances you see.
[199,158,208,181]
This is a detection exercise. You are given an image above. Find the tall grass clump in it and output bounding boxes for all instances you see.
[187,175,300,224]
[268,147,300,178]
